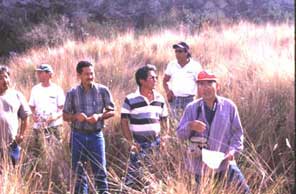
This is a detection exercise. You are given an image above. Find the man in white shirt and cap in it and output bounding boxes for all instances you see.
[29,64,65,154]
[163,41,202,121]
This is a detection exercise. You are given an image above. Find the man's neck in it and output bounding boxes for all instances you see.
[41,81,51,87]
[140,88,154,101]
[0,89,7,96]
[204,98,217,109]
[178,58,189,67]
[82,83,92,91]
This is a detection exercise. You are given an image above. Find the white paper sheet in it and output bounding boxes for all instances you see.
[202,149,225,169]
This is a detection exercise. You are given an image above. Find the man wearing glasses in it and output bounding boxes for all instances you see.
[176,70,250,193]
[163,41,202,122]
[121,64,169,190]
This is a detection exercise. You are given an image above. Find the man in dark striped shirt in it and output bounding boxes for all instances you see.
[121,64,169,190]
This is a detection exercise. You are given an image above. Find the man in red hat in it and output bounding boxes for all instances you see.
[163,41,202,121]
[176,70,250,193]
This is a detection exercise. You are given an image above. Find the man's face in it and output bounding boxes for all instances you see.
[0,72,10,93]
[36,71,50,83]
[174,48,187,61]
[141,70,157,90]
[197,80,218,101]
[78,66,95,87]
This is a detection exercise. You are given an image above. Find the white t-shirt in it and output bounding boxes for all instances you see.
[29,83,65,128]
[164,59,202,97]
[0,89,31,144]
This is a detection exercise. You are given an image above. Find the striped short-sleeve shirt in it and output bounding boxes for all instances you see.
[121,89,168,137]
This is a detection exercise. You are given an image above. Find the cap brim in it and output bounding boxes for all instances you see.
[35,68,52,73]
[173,44,186,49]
[197,79,217,82]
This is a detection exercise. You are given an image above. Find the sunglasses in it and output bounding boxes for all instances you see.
[175,49,186,53]
[147,75,158,80]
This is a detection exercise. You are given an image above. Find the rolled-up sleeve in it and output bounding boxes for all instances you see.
[63,90,73,114]
[17,91,31,119]
[102,87,115,111]
[176,103,195,140]
[121,97,131,119]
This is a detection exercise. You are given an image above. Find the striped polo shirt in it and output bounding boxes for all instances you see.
[121,89,168,137]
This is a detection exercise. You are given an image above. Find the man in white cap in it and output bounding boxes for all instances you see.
[163,41,202,121]
[176,70,250,193]
[29,64,65,145]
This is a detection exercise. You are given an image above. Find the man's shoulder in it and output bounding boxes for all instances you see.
[125,91,140,100]
[67,85,79,91]
[50,82,63,89]
[91,83,110,91]
[31,83,42,90]
[188,58,202,69]
[7,88,21,95]
[153,90,166,102]
[65,85,82,97]
[217,96,236,107]
[189,58,201,64]
[5,89,26,101]
[167,59,178,66]
[187,98,203,108]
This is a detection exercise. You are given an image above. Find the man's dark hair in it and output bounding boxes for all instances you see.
[173,41,192,58]
[76,61,93,74]
[0,65,10,76]
[135,64,157,87]
[186,51,192,58]
[180,48,192,58]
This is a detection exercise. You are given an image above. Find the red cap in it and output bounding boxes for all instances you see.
[197,70,217,82]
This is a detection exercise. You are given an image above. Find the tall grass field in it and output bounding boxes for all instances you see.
[1,21,294,194]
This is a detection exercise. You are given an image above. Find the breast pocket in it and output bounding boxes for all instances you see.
[94,93,104,113]
[185,70,196,79]
[49,96,57,105]
[217,114,232,139]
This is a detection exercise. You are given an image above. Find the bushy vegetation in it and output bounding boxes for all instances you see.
[0,0,294,56]
[1,21,294,193]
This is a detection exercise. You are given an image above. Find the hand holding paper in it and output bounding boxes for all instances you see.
[202,149,225,169]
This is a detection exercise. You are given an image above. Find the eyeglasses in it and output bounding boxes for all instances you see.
[197,81,216,87]
[147,76,158,80]
[175,49,186,53]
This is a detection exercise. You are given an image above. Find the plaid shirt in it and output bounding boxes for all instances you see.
[63,83,115,131]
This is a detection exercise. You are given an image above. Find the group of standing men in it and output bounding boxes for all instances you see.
[0,41,250,194]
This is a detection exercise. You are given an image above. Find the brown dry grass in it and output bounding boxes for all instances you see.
[1,21,294,194]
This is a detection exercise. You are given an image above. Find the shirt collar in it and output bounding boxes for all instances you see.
[135,87,159,99]
[79,82,95,91]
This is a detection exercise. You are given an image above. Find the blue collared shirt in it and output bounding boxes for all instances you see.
[63,83,115,131]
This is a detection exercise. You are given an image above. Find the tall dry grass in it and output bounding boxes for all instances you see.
[1,21,294,193]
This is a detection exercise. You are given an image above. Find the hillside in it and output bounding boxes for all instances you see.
[0,0,294,56]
